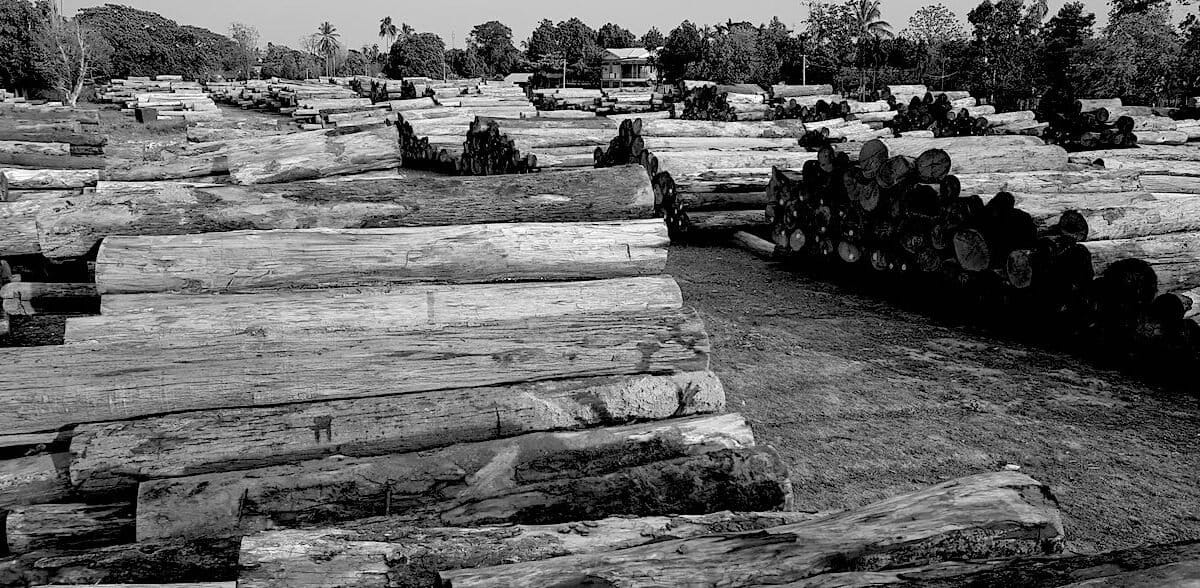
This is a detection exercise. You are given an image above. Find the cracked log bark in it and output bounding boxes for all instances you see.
[68,370,725,497]
[955,170,1143,196]
[1,308,709,435]
[1084,231,1200,293]
[5,503,133,553]
[238,511,824,588]
[135,414,791,541]
[1,168,99,196]
[768,540,1200,587]
[2,282,99,316]
[0,538,241,586]
[0,200,42,256]
[858,138,1068,174]
[438,471,1063,588]
[0,453,69,509]
[35,165,655,259]
[93,220,668,295]
[653,151,819,177]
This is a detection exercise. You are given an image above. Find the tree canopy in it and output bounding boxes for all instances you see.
[386,29,446,79]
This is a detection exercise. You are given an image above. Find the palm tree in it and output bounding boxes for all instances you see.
[379,16,397,48]
[316,21,341,76]
[852,0,894,40]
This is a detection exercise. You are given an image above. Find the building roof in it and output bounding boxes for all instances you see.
[504,73,534,83]
[602,47,656,61]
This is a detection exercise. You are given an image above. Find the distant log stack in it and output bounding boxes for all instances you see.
[767,137,1200,377]
[532,87,603,111]
[1041,98,1154,151]
[594,87,668,115]
[0,102,106,167]
[680,83,772,121]
[98,76,221,123]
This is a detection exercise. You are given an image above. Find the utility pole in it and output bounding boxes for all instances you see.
[802,54,807,85]
[562,58,567,89]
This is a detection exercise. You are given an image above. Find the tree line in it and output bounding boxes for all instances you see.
[1,0,1197,108]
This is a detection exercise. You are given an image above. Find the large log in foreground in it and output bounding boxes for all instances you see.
[36,165,656,258]
[1,308,709,435]
[94,220,668,294]
[0,537,241,586]
[239,511,823,588]
[135,414,790,541]
[68,370,724,497]
[438,471,1063,587]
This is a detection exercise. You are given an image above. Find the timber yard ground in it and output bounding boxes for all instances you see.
[90,104,1200,555]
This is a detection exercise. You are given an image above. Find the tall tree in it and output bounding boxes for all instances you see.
[76,4,235,80]
[229,22,259,80]
[386,30,446,79]
[852,0,894,40]
[657,20,707,82]
[315,21,341,76]
[1039,1,1094,110]
[596,23,637,48]
[903,4,966,42]
[468,20,520,76]
[641,27,665,49]
[35,0,108,106]
[967,0,1044,108]
[525,19,559,60]
[1080,4,1180,104]
[0,0,45,95]
[379,16,397,48]
[1180,13,1200,97]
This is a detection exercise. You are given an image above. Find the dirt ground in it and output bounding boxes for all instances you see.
[668,241,1200,555]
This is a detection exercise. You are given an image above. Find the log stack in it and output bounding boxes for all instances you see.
[680,83,772,121]
[766,137,1200,378]
[594,87,667,115]
[394,87,537,173]
[459,116,617,175]
[1042,98,1149,151]
[0,156,799,585]
[0,103,106,167]
[532,87,603,111]
[206,79,361,113]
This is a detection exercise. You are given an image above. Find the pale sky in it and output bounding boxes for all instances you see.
[60,0,1188,51]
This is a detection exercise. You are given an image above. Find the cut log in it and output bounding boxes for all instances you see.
[1085,231,1200,293]
[238,511,823,588]
[678,209,767,233]
[0,200,42,256]
[94,220,668,295]
[0,141,70,156]
[438,471,1063,587]
[5,503,133,554]
[1135,130,1189,145]
[860,138,1067,174]
[70,276,681,344]
[1009,191,1200,240]
[957,170,1142,195]
[641,137,803,151]
[1,168,99,193]
[4,188,82,202]
[1139,175,1200,194]
[0,152,106,169]
[0,454,69,509]
[771,84,835,98]
[67,369,723,496]
[1096,159,1200,176]
[0,537,240,586]
[135,414,789,541]
[37,165,656,259]
[29,584,233,588]
[2,282,99,316]
[639,119,807,138]
[0,129,105,146]
[1071,145,1200,163]
[979,110,1036,127]
[730,231,778,258]
[1,308,709,435]
[654,151,817,177]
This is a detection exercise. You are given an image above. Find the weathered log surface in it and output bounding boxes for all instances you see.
[5,503,133,554]
[1072,145,1200,163]
[775,541,1200,587]
[2,282,99,316]
[957,170,1143,195]
[1,168,99,192]
[0,537,240,587]
[655,151,817,176]
[1095,159,1200,176]
[1,309,709,435]
[0,200,42,256]
[37,165,655,259]
[1139,174,1200,194]
[731,231,779,259]
[29,584,235,588]
[68,370,724,496]
[0,453,69,509]
[0,152,106,169]
[69,276,682,344]
[639,119,808,138]
[0,141,70,156]
[238,511,824,588]
[861,138,1068,174]
[1085,231,1200,293]
[136,414,789,541]
[1000,191,1200,241]
[94,220,669,294]
[439,471,1063,587]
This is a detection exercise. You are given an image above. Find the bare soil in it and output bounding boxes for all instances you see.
[668,241,1199,555]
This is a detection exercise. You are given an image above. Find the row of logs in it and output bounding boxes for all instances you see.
[767,139,1200,380]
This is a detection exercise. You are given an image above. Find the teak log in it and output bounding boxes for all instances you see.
[1095,158,1200,176]
[439,471,1063,587]
[0,141,70,156]
[37,165,656,259]
[1139,174,1200,194]
[5,503,133,554]
[69,276,682,344]
[0,537,240,586]
[238,511,823,588]
[639,119,807,138]
[69,371,724,496]
[0,168,99,194]
[654,151,817,177]
[0,454,69,509]
[1085,231,1200,293]
[1007,191,1200,241]
[0,152,106,169]
[0,308,709,435]
[957,170,1142,195]
[1072,145,1200,163]
[1,282,99,316]
[93,220,668,294]
[135,414,789,541]
[0,201,42,256]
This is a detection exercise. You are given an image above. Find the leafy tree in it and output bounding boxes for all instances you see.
[386,30,446,78]
[596,23,636,48]
[526,19,559,60]
[337,49,368,76]
[229,22,259,80]
[1180,13,1200,96]
[1080,5,1179,103]
[702,20,759,84]
[1038,1,1094,111]
[1108,0,1170,18]
[260,42,322,79]
[641,27,665,49]
[0,0,45,95]
[468,20,521,76]
[803,1,858,86]
[379,16,397,47]
[852,0,894,39]
[182,25,241,80]
[76,4,232,79]
[903,4,966,41]
[657,20,707,82]
[315,22,341,76]
[35,0,109,105]
[446,47,485,78]
[967,0,1044,108]
[556,18,602,63]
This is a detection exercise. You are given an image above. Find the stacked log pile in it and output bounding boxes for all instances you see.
[766,137,1200,376]
[1041,98,1200,151]
[206,79,361,113]
[289,97,393,130]
[680,83,772,121]
[887,93,1044,138]
[0,103,106,168]
[459,116,617,175]
[594,87,667,115]
[98,76,221,123]
[0,160,801,585]
[394,88,537,173]
[532,87,603,111]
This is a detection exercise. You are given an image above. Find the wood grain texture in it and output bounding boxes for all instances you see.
[956,170,1143,196]
[2,282,99,316]
[68,371,724,496]
[1085,231,1200,293]
[655,152,817,177]
[0,169,99,194]
[94,220,669,294]
[0,537,240,586]
[0,200,43,256]
[994,191,1200,241]
[5,503,133,553]
[0,453,69,509]
[238,511,823,588]
[36,166,655,258]
[68,276,682,344]
[1,308,709,435]
[439,471,1063,587]
[135,414,788,541]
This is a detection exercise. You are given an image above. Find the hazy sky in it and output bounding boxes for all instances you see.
[60,0,1175,51]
